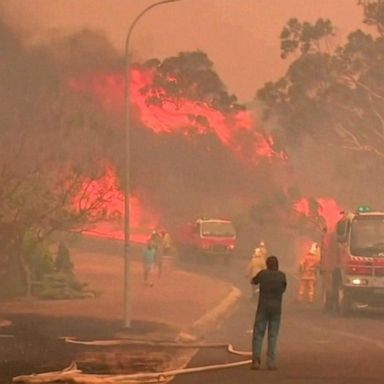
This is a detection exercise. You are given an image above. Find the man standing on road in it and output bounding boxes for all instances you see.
[250,255,287,370]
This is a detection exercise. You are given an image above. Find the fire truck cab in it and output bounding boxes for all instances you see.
[175,218,236,263]
[320,208,384,314]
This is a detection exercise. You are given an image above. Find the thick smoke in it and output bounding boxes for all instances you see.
[67,58,287,234]
[0,20,245,201]
[130,120,277,223]
[284,133,384,211]
[0,15,323,264]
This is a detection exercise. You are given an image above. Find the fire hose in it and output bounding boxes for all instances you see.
[13,337,252,383]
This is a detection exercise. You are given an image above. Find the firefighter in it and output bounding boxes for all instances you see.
[160,230,173,277]
[309,241,321,260]
[162,231,172,256]
[247,247,266,299]
[298,243,320,303]
[259,241,267,260]
[149,230,161,249]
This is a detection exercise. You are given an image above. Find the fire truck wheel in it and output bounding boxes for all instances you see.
[336,285,351,315]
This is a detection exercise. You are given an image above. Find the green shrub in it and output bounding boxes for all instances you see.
[26,241,92,300]
[32,271,94,300]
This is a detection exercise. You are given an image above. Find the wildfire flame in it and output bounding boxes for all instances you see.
[293,197,342,262]
[74,167,159,243]
[69,66,341,246]
[69,68,283,162]
[294,197,341,232]
[68,66,285,236]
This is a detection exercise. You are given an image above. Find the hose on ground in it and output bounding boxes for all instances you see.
[64,336,252,356]
[13,337,252,383]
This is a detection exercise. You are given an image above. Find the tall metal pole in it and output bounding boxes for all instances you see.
[124,0,182,328]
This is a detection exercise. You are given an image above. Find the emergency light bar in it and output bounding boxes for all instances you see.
[356,205,371,213]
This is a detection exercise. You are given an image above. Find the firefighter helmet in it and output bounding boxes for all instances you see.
[309,242,318,255]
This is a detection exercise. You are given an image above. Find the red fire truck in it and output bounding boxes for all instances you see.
[320,208,384,314]
[175,218,236,263]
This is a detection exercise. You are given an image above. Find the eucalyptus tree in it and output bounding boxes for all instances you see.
[258,1,384,159]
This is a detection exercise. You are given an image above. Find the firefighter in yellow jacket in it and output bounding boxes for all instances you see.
[298,242,320,303]
[259,241,267,260]
[247,247,266,299]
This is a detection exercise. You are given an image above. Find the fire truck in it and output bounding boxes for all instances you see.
[320,207,384,314]
[175,218,236,263]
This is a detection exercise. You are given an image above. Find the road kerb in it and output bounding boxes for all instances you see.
[188,285,242,337]
[166,285,242,380]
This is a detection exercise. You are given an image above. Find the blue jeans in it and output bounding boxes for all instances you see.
[252,310,281,363]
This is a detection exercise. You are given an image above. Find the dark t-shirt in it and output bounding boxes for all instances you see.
[251,269,287,314]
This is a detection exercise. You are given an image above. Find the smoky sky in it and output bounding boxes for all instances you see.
[0,15,285,231]
[0,0,364,102]
[1,5,382,255]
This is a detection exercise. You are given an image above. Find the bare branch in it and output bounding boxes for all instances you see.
[356,80,384,101]
[335,122,363,148]
[366,92,384,138]
[336,121,384,158]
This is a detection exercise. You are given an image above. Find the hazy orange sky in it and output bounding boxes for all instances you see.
[1,0,364,101]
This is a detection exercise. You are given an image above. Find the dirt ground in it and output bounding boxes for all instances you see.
[0,242,231,383]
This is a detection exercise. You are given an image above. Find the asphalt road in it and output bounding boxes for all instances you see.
[173,257,384,384]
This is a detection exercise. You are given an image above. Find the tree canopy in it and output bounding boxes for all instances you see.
[257,0,384,159]
[140,51,245,113]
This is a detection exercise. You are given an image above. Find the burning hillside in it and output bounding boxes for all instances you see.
[69,53,340,245]
[68,53,288,237]
[0,13,341,249]
[70,67,282,162]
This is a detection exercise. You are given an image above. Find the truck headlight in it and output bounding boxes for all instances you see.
[351,278,368,286]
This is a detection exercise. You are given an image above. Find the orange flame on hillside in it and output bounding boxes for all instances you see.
[74,167,159,243]
[69,67,343,247]
[68,67,286,236]
[69,68,283,162]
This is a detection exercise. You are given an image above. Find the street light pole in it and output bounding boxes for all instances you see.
[124,0,181,328]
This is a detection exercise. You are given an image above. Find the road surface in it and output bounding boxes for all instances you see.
[174,257,384,384]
